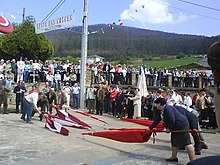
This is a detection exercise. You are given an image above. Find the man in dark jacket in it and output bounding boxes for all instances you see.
[124,86,134,118]
[172,104,202,155]
[13,81,27,114]
[151,98,196,162]
[46,88,57,114]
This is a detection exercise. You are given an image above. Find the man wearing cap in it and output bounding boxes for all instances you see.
[20,92,43,124]
[150,98,195,162]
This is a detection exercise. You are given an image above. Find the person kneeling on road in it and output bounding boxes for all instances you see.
[20,92,43,124]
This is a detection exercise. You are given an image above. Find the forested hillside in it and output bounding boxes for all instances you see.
[45,24,219,60]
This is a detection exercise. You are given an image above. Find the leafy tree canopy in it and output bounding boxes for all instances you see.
[0,21,54,61]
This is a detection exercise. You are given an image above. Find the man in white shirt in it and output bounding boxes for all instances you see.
[62,82,72,108]
[173,89,183,105]
[86,84,96,114]
[72,83,80,109]
[20,92,43,124]
[17,57,25,82]
[183,92,192,108]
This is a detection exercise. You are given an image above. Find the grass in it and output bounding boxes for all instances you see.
[143,57,202,69]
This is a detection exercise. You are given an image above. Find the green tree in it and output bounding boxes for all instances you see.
[0,21,54,60]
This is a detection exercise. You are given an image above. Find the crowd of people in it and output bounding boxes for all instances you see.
[0,57,214,90]
[0,57,217,163]
[90,62,214,88]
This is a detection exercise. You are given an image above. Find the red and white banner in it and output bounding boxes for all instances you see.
[48,113,89,129]
[45,116,70,136]
[56,109,91,128]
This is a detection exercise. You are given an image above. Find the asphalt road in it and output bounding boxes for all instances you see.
[0,110,219,165]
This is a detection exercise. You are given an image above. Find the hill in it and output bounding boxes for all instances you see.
[45,24,219,60]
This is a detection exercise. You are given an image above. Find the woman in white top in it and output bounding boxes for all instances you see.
[129,88,142,119]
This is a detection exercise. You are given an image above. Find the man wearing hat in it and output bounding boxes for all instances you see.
[150,98,195,162]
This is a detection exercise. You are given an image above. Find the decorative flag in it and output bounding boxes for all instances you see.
[45,116,70,136]
[70,108,107,124]
[121,118,164,130]
[137,66,149,97]
[108,24,114,30]
[100,28,104,34]
[0,15,13,34]
[56,109,91,128]
[48,113,89,129]
[10,15,16,19]
[118,19,123,26]
[82,129,154,143]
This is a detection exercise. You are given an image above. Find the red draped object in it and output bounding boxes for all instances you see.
[70,108,107,124]
[45,116,70,136]
[82,129,154,143]
[48,113,89,129]
[56,109,92,128]
[121,118,164,130]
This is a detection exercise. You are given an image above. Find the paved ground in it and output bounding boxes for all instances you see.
[0,108,219,165]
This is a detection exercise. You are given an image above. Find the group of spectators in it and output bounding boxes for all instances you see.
[0,57,218,163]
[84,84,217,130]
[0,58,217,130]
[0,57,214,91]
[90,62,214,88]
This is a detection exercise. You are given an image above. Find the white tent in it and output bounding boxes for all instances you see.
[137,66,148,97]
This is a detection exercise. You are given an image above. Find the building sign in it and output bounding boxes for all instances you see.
[35,14,73,34]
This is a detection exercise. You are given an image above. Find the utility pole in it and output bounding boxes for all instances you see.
[22,7,25,23]
[79,0,88,109]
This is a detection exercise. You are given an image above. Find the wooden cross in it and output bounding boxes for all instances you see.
[29,70,38,83]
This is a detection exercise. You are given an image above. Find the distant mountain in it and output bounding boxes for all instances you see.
[45,24,219,60]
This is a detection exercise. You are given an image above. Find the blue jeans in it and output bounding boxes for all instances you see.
[73,94,79,108]
[21,98,33,122]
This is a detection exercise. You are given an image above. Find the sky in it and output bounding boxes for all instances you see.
[1,0,220,36]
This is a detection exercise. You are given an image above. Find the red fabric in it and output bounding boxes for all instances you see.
[110,91,118,102]
[161,93,166,100]
[70,108,107,124]
[82,129,153,143]
[29,89,38,94]
[48,113,89,129]
[56,110,91,128]
[192,94,198,105]
[45,116,70,136]
[121,118,164,130]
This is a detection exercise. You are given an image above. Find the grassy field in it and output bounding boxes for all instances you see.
[142,57,202,69]
[112,56,202,69]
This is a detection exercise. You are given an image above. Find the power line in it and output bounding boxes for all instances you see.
[41,0,65,22]
[178,0,220,12]
[150,0,220,21]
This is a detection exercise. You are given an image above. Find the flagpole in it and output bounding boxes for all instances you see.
[80,0,88,109]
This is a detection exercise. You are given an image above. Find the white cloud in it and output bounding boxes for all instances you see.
[120,0,197,25]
